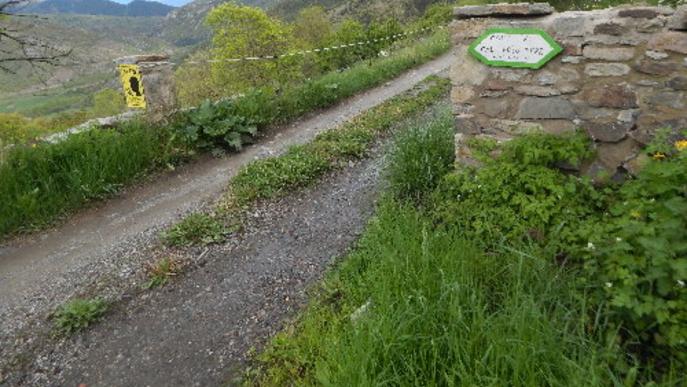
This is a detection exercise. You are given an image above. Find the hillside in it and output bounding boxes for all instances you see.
[269,0,441,21]
[24,0,176,16]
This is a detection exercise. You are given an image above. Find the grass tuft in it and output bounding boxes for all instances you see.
[53,298,108,335]
[162,213,229,247]
[144,257,183,289]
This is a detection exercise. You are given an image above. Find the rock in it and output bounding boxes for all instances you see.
[561,56,583,64]
[515,97,575,120]
[636,80,660,87]
[484,119,543,135]
[483,79,512,91]
[597,138,640,172]
[594,22,627,36]
[115,54,170,65]
[585,120,633,142]
[562,40,583,56]
[634,58,678,75]
[559,84,580,94]
[648,31,687,54]
[668,5,687,30]
[624,153,650,176]
[453,2,554,18]
[582,46,635,61]
[647,91,686,110]
[617,7,672,19]
[450,54,487,86]
[451,87,475,104]
[667,76,687,90]
[617,109,640,124]
[483,99,510,117]
[514,85,561,96]
[535,71,557,86]
[455,114,481,134]
[558,68,580,82]
[644,50,669,60]
[637,18,666,33]
[582,84,638,109]
[552,16,589,37]
[492,68,529,82]
[584,63,631,77]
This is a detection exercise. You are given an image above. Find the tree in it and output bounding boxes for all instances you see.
[0,0,71,73]
[320,18,366,71]
[205,4,300,93]
[293,6,333,49]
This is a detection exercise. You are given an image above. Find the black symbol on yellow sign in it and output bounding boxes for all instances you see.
[118,64,146,109]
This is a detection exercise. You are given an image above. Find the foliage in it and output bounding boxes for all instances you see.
[144,257,182,289]
[53,298,108,335]
[206,3,301,93]
[387,105,455,203]
[293,5,333,48]
[174,50,223,108]
[163,213,228,247]
[247,200,624,385]
[229,76,450,204]
[90,88,125,118]
[0,121,179,238]
[579,135,687,366]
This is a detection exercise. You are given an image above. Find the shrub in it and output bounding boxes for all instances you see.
[163,213,228,247]
[53,298,108,334]
[387,105,455,203]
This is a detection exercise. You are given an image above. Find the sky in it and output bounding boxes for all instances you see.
[111,0,193,6]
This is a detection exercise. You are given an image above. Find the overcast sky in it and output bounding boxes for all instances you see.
[111,0,193,6]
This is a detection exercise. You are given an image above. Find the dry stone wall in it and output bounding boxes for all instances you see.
[450,3,687,179]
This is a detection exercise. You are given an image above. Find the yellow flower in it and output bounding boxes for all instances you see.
[675,140,687,151]
[652,152,666,160]
[630,210,641,219]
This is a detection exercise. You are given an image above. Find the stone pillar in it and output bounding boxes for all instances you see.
[115,54,177,121]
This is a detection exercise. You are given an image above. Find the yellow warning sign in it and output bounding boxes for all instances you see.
[118,64,146,109]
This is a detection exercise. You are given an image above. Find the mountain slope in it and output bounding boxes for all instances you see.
[269,0,440,21]
[24,0,176,17]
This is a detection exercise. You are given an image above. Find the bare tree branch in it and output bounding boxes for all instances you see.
[0,0,71,73]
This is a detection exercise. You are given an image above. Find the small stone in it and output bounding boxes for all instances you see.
[624,153,650,176]
[536,71,557,86]
[562,40,583,56]
[493,69,528,82]
[585,120,633,142]
[582,84,638,109]
[483,99,510,117]
[561,56,583,64]
[515,97,575,120]
[597,138,640,172]
[594,22,626,36]
[647,92,686,110]
[451,87,475,104]
[514,85,561,96]
[583,46,635,61]
[483,79,511,91]
[668,5,687,30]
[552,16,588,37]
[584,63,631,77]
[450,55,488,86]
[453,2,554,18]
[618,109,640,123]
[667,76,687,91]
[617,7,660,19]
[559,84,580,94]
[637,18,666,33]
[648,31,687,54]
[645,50,669,60]
[636,80,660,87]
[634,59,678,75]
[558,68,580,82]
[455,114,481,134]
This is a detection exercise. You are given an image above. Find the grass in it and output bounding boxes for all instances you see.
[230,76,451,204]
[162,212,230,247]
[53,298,108,335]
[0,120,177,238]
[144,257,182,289]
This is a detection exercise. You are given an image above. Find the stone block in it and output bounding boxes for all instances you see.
[584,63,631,76]
[451,87,475,104]
[617,6,673,19]
[561,56,583,64]
[450,53,487,87]
[582,84,638,109]
[514,85,561,96]
[593,22,627,36]
[597,138,640,172]
[634,58,678,75]
[637,18,666,33]
[648,31,687,54]
[535,71,557,86]
[515,97,575,120]
[582,46,635,61]
[668,5,687,30]
[585,120,634,142]
[644,50,669,60]
[667,76,687,91]
[552,16,589,37]
[453,2,554,18]
[646,91,686,110]
[482,99,511,117]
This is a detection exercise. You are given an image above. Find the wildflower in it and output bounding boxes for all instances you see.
[678,280,685,288]
[675,140,687,151]
[630,210,641,219]
[615,237,622,242]
[652,152,666,160]
[587,242,596,251]
[605,282,613,288]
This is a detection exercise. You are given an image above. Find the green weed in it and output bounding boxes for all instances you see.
[144,257,182,289]
[163,213,229,247]
[53,298,108,335]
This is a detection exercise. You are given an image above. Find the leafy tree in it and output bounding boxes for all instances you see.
[293,5,333,48]
[205,3,301,93]
[320,18,366,71]
[174,50,223,107]
[91,88,126,117]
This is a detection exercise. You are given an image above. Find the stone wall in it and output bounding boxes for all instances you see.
[450,3,687,179]
[115,54,177,121]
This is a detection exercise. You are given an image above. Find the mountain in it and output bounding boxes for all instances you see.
[24,0,176,17]
[269,0,439,22]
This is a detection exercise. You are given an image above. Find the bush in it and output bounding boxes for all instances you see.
[387,105,455,203]
[53,298,108,335]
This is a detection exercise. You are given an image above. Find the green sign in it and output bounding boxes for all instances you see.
[468,28,562,70]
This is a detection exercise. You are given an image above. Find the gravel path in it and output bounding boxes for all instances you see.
[0,53,452,385]
[8,143,388,386]
[0,52,452,343]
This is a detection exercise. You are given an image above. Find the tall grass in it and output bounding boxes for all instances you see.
[0,121,174,236]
